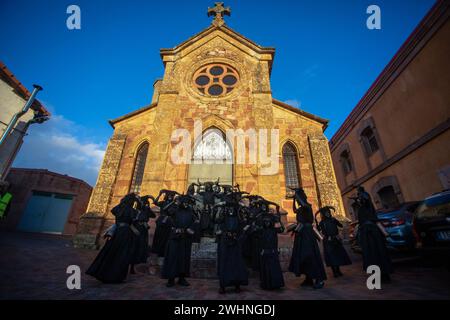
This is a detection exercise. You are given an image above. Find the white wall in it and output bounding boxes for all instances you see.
[0,80,35,179]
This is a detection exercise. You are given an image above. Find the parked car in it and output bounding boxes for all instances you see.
[348,202,420,253]
[377,202,420,251]
[412,190,450,260]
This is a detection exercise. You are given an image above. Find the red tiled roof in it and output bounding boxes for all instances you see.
[0,61,49,116]
[9,168,92,189]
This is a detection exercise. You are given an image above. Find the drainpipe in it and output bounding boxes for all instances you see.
[0,84,43,147]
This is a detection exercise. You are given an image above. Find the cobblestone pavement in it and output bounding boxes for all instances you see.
[0,231,449,300]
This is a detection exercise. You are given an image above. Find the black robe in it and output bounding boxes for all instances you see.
[356,191,393,275]
[258,216,285,290]
[86,205,138,283]
[151,202,175,257]
[243,206,262,270]
[318,217,352,267]
[161,206,196,279]
[199,189,216,235]
[217,213,249,288]
[288,204,327,281]
[131,204,156,264]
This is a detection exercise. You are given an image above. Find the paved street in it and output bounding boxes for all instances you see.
[0,231,448,300]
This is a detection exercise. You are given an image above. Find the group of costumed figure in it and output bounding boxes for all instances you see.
[87,180,392,292]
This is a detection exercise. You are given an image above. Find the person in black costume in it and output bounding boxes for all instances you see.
[288,187,327,289]
[86,193,140,283]
[198,181,218,236]
[129,195,156,274]
[316,206,352,278]
[161,195,199,287]
[186,183,197,196]
[151,190,179,257]
[241,195,264,270]
[353,186,393,283]
[254,200,285,290]
[215,200,249,294]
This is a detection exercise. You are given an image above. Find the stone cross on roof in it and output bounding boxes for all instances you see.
[207,2,231,27]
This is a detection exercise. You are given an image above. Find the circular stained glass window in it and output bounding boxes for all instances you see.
[193,64,239,97]
[210,66,224,76]
[208,85,223,96]
[195,75,210,86]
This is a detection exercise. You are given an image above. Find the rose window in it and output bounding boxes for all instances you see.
[193,64,239,97]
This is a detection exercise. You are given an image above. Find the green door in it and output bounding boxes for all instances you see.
[18,191,73,234]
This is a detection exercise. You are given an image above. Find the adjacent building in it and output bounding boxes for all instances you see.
[1,168,92,235]
[0,61,49,182]
[330,0,450,219]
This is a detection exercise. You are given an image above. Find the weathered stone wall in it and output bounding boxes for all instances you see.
[73,133,126,248]
[308,134,346,219]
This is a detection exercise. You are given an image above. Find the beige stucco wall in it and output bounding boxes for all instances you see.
[0,80,34,180]
[330,16,450,218]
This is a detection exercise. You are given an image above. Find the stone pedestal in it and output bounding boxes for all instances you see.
[147,237,218,278]
[147,235,294,278]
[190,237,218,278]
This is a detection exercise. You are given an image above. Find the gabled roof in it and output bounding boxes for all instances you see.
[272,99,329,131]
[109,102,157,128]
[160,24,276,73]
[0,61,49,116]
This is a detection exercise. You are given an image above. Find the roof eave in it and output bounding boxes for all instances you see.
[272,98,329,132]
[108,102,158,128]
[0,61,50,116]
[159,24,275,68]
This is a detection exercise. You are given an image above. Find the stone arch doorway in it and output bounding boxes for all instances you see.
[188,127,233,185]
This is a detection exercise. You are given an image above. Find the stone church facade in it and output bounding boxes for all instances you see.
[74,4,344,249]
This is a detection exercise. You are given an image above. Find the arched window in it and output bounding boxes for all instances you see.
[282,142,301,196]
[361,127,379,155]
[192,128,232,162]
[130,142,149,193]
[340,150,353,175]
[377,185,400,209]
[189,128,233,185]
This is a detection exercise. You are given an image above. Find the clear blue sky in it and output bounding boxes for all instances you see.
[0,0,436,185]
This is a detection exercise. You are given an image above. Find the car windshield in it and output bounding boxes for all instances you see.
[415,193,450,219]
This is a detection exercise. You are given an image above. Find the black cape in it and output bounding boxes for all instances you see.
[357,192,393,275]
[217,214,249,288]
[288,205,327,281]
[243,206,262,270]
[258,219,285,289]
[161,206,196,279]
[86,205,138,283]
[131,205,156,264]
[318,218,352,267]
[151,203,176,257]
